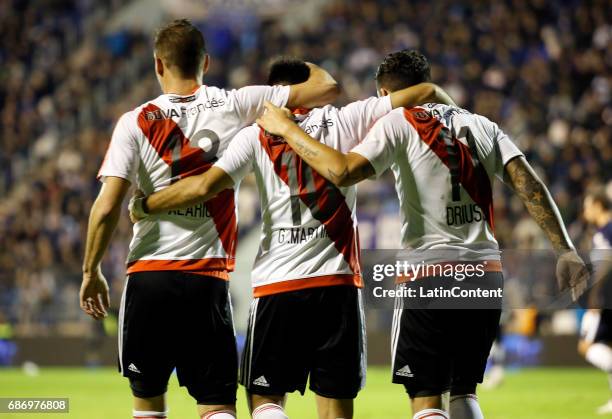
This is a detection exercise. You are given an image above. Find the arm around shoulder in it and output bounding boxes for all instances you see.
[136,167,234,218]
[287,63,340,109]
[390,82,456,109]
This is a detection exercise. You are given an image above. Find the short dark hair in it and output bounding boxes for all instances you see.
[267,57,310,86]
[375,49,431,92]
[154,19,206,78]
[587,187,611,210]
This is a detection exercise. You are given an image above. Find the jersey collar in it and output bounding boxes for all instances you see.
[291,107,310,122]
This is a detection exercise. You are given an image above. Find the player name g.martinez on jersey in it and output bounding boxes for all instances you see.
[98,84,290,279]
[214,96,393,296]
[351,103,524,265]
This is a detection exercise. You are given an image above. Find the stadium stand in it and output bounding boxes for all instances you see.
[0,0,610,336]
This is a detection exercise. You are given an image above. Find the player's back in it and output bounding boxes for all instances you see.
[354,104,523,263]
[252,105,364,290]
[215,96,392,295]
[99,84,289,277]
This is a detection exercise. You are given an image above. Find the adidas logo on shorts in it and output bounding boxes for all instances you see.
[128,363,141,373]
[253,375,270,387]
[395,365,414,377]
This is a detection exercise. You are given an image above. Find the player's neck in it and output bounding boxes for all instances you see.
[596,211,612,228]
[161,77,201,96]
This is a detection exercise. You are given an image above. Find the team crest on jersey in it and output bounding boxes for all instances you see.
[412,110,431,121]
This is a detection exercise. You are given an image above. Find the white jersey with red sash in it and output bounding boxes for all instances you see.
[98,84,289,279]
[214,96,392,295]
[352,104,524,271]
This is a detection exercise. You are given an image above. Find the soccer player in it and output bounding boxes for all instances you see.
[129,57,455,419]
[255,50,590,419]
[578,187,612,414]
[79,19,341,419]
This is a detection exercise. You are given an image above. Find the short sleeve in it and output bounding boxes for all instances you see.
[232,85,290,124]
[98,112,139,183]
[494,125,524,180]
[213,126,257,184]
[337,96,393,149]
[350,111,405,177]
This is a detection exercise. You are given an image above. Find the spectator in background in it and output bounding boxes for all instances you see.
[578,187,612,414]
[0,0,610,332]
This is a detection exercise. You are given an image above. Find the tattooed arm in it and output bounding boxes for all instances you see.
[257,101,375,187]
[504,156,573,252]
[504,156,589,300]
[279,123,374,187]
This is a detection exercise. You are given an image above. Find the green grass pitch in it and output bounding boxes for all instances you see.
[0,367,607,418]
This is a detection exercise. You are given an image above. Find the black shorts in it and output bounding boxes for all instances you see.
[118,271,238,404]
[240,285,365,399]
[595,310,612,343]
[391,273,503,398]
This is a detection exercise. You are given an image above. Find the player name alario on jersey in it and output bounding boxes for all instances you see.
[167,202,211,218]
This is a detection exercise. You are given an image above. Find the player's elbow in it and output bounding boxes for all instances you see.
[336,179,352,187]
[322,81,341,102]
[306,62,340,105]
[336,175,356,188]
[505,156,547,198]
[423,83,452,105]
[328,162,355,188]
[418,82,437,101]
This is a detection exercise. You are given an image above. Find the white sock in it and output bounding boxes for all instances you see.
[133,410,168,419]
[450,394,484,419]
[252,403,288,419]
[201,411,236,419]
[413,408,449,419]
[586,343,612,372]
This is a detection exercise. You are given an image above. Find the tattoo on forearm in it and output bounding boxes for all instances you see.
[287,132,372,186]
[293,137,319,160]
[506,159,570,251]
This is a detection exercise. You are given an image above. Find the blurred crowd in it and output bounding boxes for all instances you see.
[0,0,610,335]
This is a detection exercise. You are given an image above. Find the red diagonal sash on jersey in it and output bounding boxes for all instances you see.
[403,108,495,230]
[257,129,360,274]
[137,104,237,261]
[138,104,217,179]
